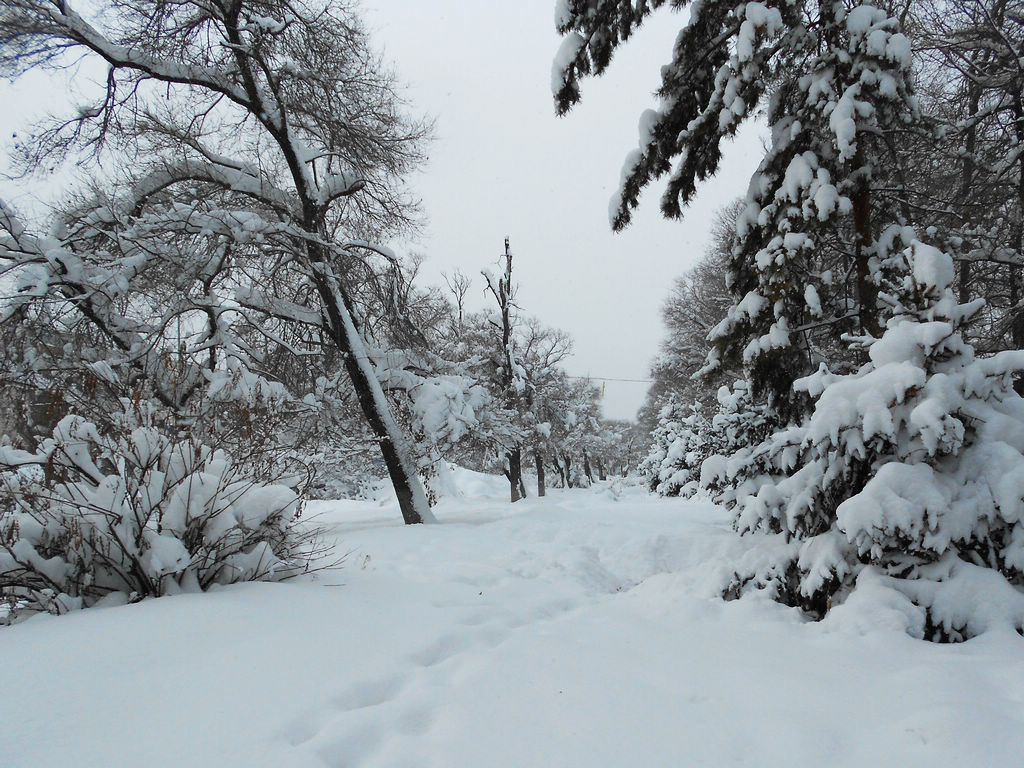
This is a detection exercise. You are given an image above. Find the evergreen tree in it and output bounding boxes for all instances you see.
[639,398,712,497]
[709,242,1024,637]
[556,0,921,417]
[643,380,773,499]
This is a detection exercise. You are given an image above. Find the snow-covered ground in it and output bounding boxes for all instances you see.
[3,469,1023,767]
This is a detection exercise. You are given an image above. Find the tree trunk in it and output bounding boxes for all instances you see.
[582,449,594,484]
[535,450,546,497]
[314,268,433,524]
[852,148,880,339]
[1012,267,1023,337]
[958,80,980,306]
[597,460,607,481]
[563,453,574,487]
[508,447,523,503]
[1013,90,1024,392]
[553,455,566,488]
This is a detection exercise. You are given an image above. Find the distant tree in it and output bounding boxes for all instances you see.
[442,269,473,338]
[439,240,578,501]
[638,201,738,433]
[640,381,771,498]
[481,238,530,501]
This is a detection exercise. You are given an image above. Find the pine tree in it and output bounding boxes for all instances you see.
[640,398,712,497]
[713,243,1024,637]
[708,2,920,415]
[556,0,922,418]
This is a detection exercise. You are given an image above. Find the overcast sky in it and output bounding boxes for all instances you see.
[361,1,766,419]
[0,0,766,421]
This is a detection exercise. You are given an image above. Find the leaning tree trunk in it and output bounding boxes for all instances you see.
[534,450,546,497]
[228,9,434,525]
[508,447,523,503]
[310,249,433,525]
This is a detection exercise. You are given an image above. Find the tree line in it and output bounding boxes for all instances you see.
[0,0,629,619]
[556,0,1024,640]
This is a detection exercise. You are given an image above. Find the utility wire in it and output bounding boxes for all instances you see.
[566,375,653,384]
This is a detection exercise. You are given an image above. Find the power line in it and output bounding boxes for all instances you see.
[566,375,653,384]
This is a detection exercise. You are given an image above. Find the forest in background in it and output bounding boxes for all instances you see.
[0,0,1022,641]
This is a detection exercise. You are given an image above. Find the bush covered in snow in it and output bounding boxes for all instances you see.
[0,414,321,622]
[642,383,773,499]
[710,243,1024,640]
[640,399,712,497]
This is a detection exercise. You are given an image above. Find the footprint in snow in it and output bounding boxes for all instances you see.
[409,633,475,667]
[332,675,408,711]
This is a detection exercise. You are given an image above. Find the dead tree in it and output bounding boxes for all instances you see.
[484,237,526,502]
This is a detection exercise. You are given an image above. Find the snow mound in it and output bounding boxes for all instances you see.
[3,485,1023,767]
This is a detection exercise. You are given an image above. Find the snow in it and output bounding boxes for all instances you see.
[804,283,822,316]
[551,32,585,96]
[911,240,956,292]
[736,3,784,62]
[552,0,573,31]
[3,469,1023,767]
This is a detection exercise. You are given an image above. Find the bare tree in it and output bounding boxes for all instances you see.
[637,201,738,433]
[442,269,473,337]
[483,237,526,502]
[911,0,1024,354]
[0,0,436,523]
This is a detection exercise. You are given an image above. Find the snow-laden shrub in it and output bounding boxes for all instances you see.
[712,242,1024,639]
[642,384,773,498]
[306,442,383,501]
[0,415,320,622]
[694,382,774,504]
[569,463,592,489]
[640,399,711,497]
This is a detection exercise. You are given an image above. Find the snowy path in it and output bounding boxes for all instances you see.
[4,474,1023,767]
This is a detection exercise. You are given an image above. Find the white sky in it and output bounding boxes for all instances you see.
[0,0,766,421]
[362,1,766,419]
